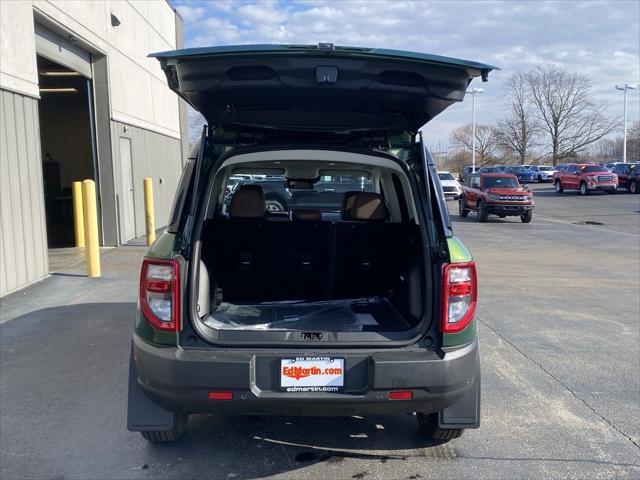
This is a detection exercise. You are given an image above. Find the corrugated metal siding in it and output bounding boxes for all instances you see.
[0,89,49,296]
[111,121,182,243]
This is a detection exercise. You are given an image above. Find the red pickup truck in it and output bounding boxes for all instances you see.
[553,163,618,195]
[459,173,534,223]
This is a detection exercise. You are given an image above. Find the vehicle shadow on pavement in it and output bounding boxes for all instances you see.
[0,303,454,480]
[451,215,515,224]
[140,413,454,479]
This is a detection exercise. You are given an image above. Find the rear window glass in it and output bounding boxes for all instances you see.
[509,166,528,172]
[483,176,519,188]
[225,172,374,213]
[539,166,553,171]
[438,173,454,180]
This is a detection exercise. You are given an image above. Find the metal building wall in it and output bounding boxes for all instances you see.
[111,121,182,243]
[0,89,48,296]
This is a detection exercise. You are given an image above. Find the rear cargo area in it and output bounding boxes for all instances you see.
[203,296,411,332]
[198,217,424,333]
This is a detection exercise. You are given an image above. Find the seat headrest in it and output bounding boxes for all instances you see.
[229,185,265,218]
[340,191,359,219]
[291,209,322,221]
[341,192,388,221]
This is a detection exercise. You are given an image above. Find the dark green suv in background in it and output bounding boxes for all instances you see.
[127,44,496,443]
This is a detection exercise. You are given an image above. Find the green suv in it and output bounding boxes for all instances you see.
[127,44,495,443]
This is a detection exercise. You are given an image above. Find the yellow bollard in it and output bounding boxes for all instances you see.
[81,180,101,277]
[143,177,156,245]
[71,181,85,247]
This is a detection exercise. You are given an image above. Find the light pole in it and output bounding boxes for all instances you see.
[615,84,637,163]
[466,88,484,172]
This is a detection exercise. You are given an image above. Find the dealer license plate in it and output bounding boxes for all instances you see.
[280,357,344,392]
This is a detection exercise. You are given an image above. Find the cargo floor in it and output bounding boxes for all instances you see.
[202,296,411,332]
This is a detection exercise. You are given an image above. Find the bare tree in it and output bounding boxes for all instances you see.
[496,71,541,164]
[628,120,640,161]
[451,124,501,167]
[526,66,620,165]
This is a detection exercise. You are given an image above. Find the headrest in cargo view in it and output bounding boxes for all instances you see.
[291,209,322,221]
[341,192,388,221]
[229,185,265,218]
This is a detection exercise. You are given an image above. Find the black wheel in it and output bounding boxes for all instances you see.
[630,180,638,194]
[554,180,564,193]
[458,198,469,218]
[498,214,506,218]
[521,210,533,223]
[477,201,489,222]
[265,198,286,212]
[579,182,589,196]
[538,174,543,183]
[416,413,463,442]
[140,413,188,443]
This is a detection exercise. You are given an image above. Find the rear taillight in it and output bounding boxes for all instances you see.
[139,258,180,331]
[441,262,477,334]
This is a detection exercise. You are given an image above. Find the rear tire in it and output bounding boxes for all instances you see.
[477,201,489,222]
[579,182,589,196]
[554,180,563,193]
[521,210,533,223]
[140,413,188,443]
[416,413,463,442]
[458,198,469,218]
[630,180,638,194]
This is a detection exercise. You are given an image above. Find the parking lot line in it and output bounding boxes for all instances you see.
[535,215,640,237]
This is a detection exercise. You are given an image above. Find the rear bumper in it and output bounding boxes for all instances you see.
[131,334,479,417]
[486,203,533,216]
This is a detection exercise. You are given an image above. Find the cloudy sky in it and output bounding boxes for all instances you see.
[170,0,640,150]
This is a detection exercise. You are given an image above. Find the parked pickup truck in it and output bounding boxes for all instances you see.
[609,162,640,193]
[459,173,534,223]
[553,163,618,195]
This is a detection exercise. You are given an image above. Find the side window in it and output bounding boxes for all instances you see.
[470,176,480,188]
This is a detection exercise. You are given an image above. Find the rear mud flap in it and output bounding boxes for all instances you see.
[127,343,177,432]
[438,362,481,429]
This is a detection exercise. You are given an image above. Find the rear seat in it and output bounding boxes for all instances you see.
[333,191,415,299]
[203,187,416,302]
[204,185,268,301]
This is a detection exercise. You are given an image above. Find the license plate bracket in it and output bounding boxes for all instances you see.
[280,357,344,392]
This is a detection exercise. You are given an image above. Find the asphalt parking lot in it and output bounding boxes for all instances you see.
[1,183,639,479]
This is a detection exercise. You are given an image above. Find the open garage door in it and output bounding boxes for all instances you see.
[35,23,92,79]
[36,24,99,256]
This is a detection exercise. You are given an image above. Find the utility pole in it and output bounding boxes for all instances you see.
[466,88,484,171]
[615,84,637,163]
